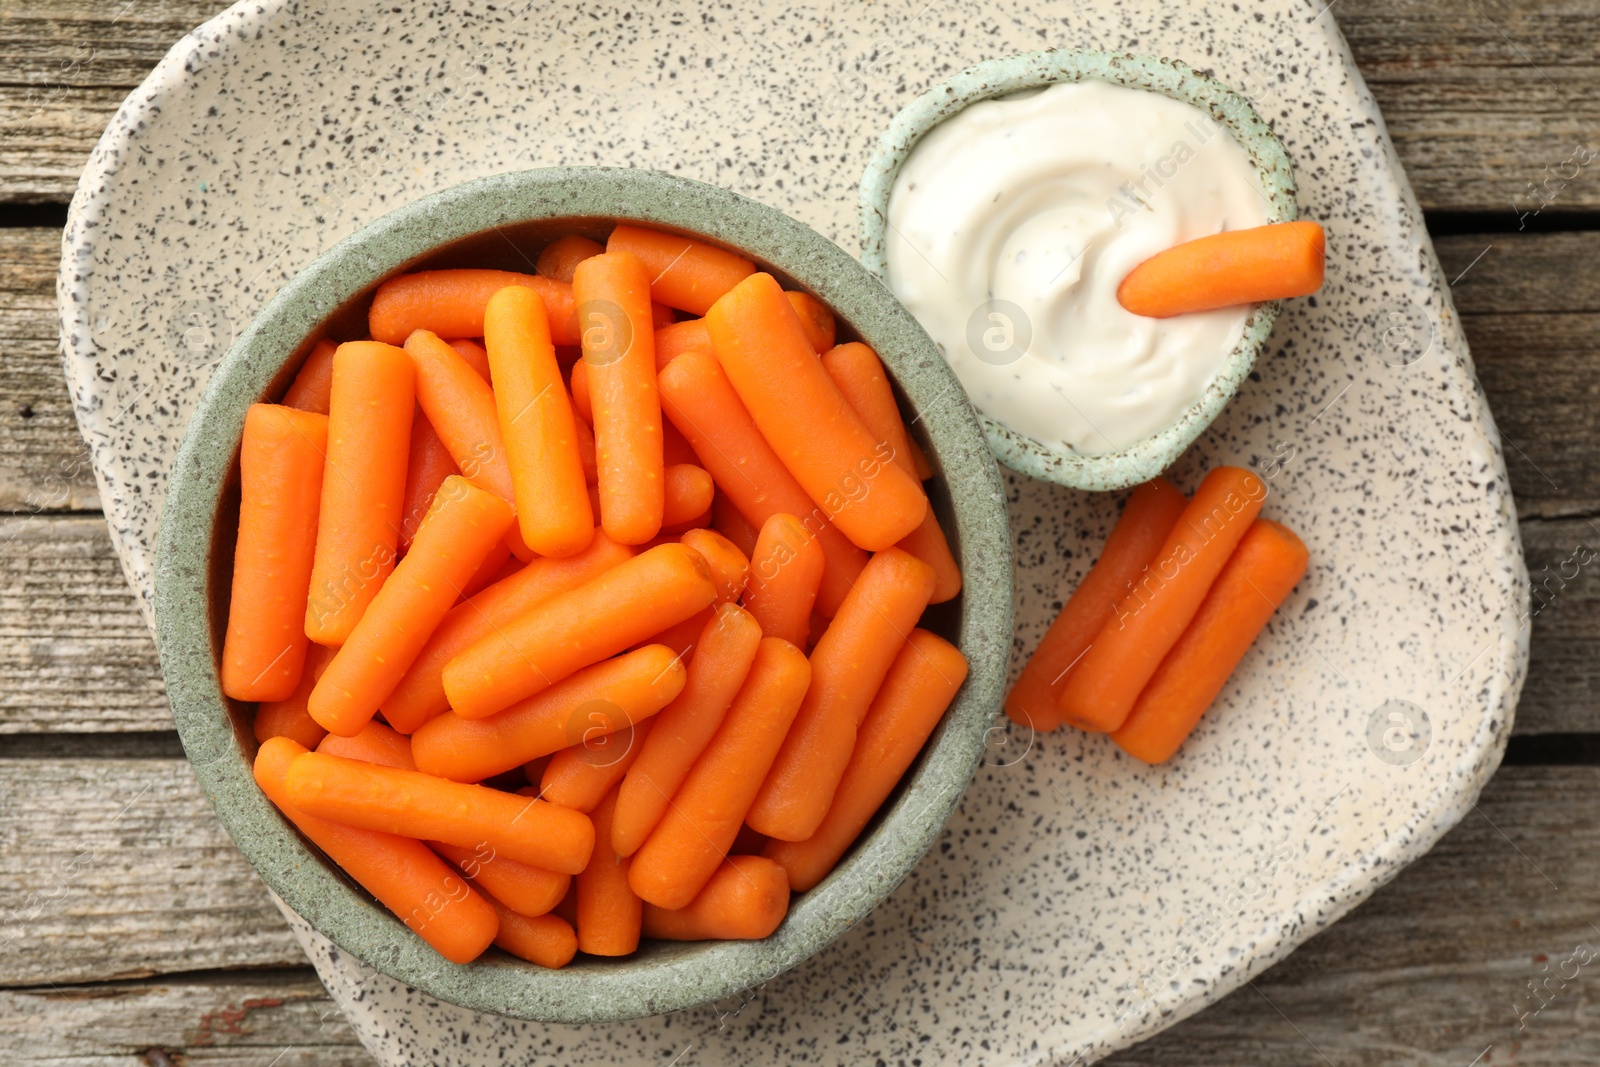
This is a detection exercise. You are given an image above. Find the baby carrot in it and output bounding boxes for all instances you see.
[411,645,686,783]
[654,318,712,364]
[747,548,937,842]
[381,532,633,733]
[636,605,715,662]
[641,855,790,941]
[492,901,577,968]
[435,841,570,918]
[1056,466,1269,733]
[446,338,492,382]
[398,409,458,555]
[304,343,415,646]
[1005,478,1188,732]
[484,284,594,557]
[679,528,749,604]
[281,339,337,414]
[821,342,961,603]
[741,513,825,647]
[652,302,676,329]
[254,737,498,964]
[576,788,642,956]
[628,638,811,909]
[606,224,755,316]
[369,269,580,346]
[662,464,715,528]
[541,718,652,814]
[764,629,967,891]
[574,416,598,484]
[712,493,761,558]
[1112,519,1309,764]
[785,291,836,354]
[574,251,665,545]
[612,604,763,857]
[707,272,927,552]
[567,358,592,425]
[284,750,595,873]
[309,477,515,736]
[537,234,604,284]
[658,350,867,615]
[442,542,716,719]
[254,642,334,750]
[223,404,329,701]
[662,420,698,468]
[317,720,416,769]
[402,330,520,524]
[1118,220,1326,318]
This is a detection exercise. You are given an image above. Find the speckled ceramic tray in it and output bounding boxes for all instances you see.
[60,0,1528,1064]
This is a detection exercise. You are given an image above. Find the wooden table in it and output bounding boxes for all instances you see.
[3,2,1597,1062]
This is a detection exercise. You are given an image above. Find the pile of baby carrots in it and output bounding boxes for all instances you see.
[1005,467,1308,763]
[222,223,969,968]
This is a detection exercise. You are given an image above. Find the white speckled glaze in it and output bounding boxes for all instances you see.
[60,0,1529,1064]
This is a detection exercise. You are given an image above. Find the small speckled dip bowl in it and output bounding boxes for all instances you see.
[860,49,1299,492]
[153,167,1011,1023]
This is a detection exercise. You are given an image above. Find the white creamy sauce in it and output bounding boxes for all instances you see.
[886,80,1270,455]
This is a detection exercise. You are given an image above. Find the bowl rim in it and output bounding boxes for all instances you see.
[152,165,1013,1023]
[858,48,1300,492]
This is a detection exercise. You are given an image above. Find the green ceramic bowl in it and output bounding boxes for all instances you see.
[860,49,1300,492]
[153,167,1011,1023]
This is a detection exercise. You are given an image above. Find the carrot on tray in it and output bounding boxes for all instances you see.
[412,644,687,783]
[627,637,811,909]
[254,737,499,964]
[765,629,967,891]
[537,234,605,284]
[747,548,937,842]
[304,342,415,647]
[613,603,763,857]
[542,718,652,814]
[281,339,337,415]
[1056,466,1269,734]
[641,854,790,941]
[254,642,335,750]
[662,464,715,528]
[606,224,755,316]
[658,350,867,615]
[741,513,825,648]
[284,749,595,873]
[1112,519,1309,764]
[308,476,514,736]
[435,840,571,919]
[491,901,577,968]
[1118,220,1326,318]
[706,272,927,553]
[574,251,666,545]
[1005,478,1188,733]
[222,404,329,701]
[369,269,580,346]
[785,291,836,354]
[484,284,594,557]
[576,788,642,956]
[441,542,716,720]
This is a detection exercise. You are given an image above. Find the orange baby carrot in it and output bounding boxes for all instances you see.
[662,464,715,527]
[398,409,458,555]
[284,750,595,873]
[654,318,711,364]
[412,645,686,782]
[485,284,594,557]
[1112,519,1309,764]
[542,718,652,814]
[1056,466,1269,733]
[575,788,642,956]
[679,528,748,604]
[381,532,633,733]
[707,272,927,552]
[628,638,811,909]
[606,224,756,316]
[651,302,676,329]
[403,330,517,512]
[254,737,498,964]
[785,291,836,354]
[747,548,937,842]
[641,855,790,941]
[317,720,416,770]
[1005,478,1187,732]
[435,841,570,918]
[281,339,337,414]
[254,642,334,750]
[567,358,593,425]
[369,269,580,346]
[574,251,666,545]
[446,337,492,382]
[764,629,967,891]
[741,513,825,648]
[223,404,329,700]
[661,419,697,468]
[573,416,598,485]
[492,901,577,968]
[1118,221,1326,318]
[309,477,515,736]
[537,234,604,284]
[442,542,716,719]
[636,606,714,662]
[821,341,961,603]
[712,493,761,559]
[658,350,867,615]
[612,604,762,857]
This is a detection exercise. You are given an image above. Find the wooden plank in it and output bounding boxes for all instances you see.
[0,757,300,986]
